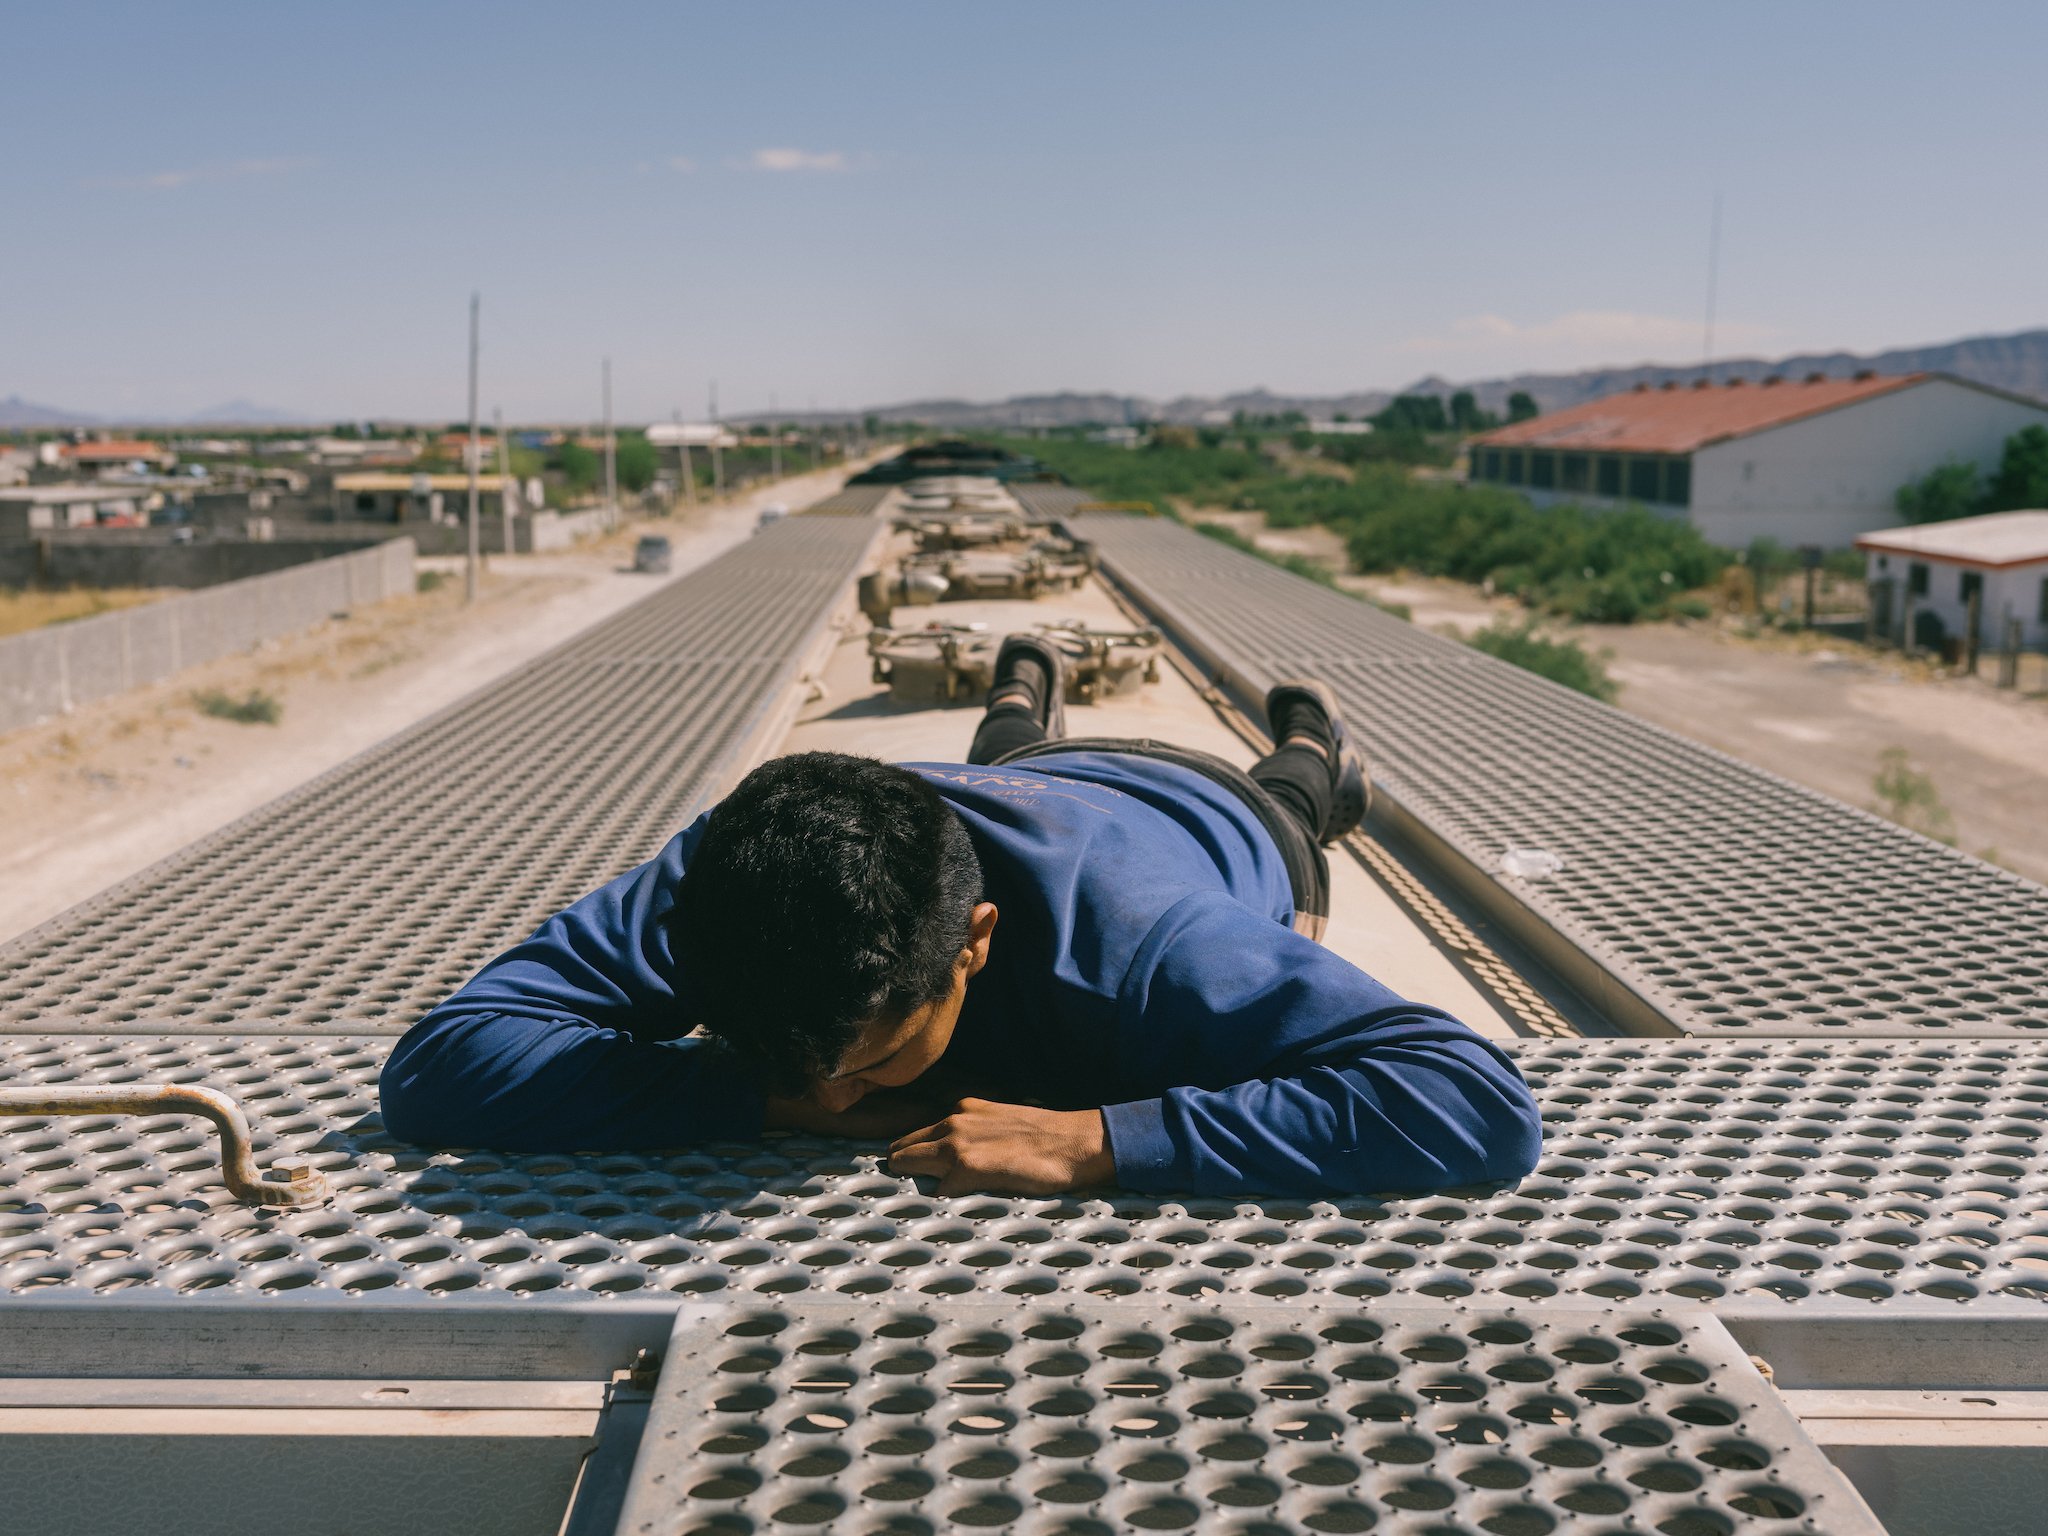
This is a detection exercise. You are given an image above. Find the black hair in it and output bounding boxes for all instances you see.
[670,752,983,1094]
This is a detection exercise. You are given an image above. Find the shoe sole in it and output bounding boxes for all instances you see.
[1268,678,1371,843]
[992,634,1067,739]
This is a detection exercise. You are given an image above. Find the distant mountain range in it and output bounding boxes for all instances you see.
[833,326,2048,430]
[10,325,2048,434]
[0,396,310,429]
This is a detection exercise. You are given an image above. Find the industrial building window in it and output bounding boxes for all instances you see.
[1627,458,1662,502]
[2039,577,2048,622]
[355,493,376,514]
[1960,570,1983,604]
[1665,458,1692,506]
[1560,453,1590,492]
[1908,562,1929,596]
[1504,451,1525,485]
[1479,449,1501,482]
[1596,456,1622,497]
[1528,452,1556,490]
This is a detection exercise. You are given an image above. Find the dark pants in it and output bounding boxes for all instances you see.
[968,702,1334,934]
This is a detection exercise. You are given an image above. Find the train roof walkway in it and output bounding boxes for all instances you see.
[3,473,2046,1534]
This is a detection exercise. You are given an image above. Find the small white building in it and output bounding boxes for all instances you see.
[1856,511,2048,652]
[1468,372,2048,548]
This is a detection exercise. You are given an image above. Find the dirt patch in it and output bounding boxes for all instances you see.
[0,584,169,638]
[1598,623,2048,882]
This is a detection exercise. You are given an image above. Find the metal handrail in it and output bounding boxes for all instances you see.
[0,1083,331,1209]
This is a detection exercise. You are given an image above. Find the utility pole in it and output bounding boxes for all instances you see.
[673,407,695,508]
[1702,191,1722,378]
[494,406,513,555]
[602,358,617,516]
[769,390,782,480]
[464,292,480,604]
[709,380,724,500]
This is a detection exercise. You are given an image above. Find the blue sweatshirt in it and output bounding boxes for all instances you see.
[380,752,1541,1198]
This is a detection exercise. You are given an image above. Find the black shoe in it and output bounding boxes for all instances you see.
[989,632,1067,739]
[1265,677,1370,842]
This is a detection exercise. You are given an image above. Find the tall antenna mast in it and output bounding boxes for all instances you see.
[465,292,480,604]
[1702,192,1722,377]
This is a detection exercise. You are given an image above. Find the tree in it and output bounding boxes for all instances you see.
[1449,390,1494,433]
[557,440,599,492]
[1895,460,1982,524]
[615,433,658,493]
[1373,394,1449,433]
[1506,391,1539,424]
[1985,424,2048,512]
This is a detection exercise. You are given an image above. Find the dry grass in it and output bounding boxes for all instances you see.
[0,585,168,639]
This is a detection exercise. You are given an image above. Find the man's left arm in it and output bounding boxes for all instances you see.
[1096,890,1543,1197]
[890,890,1542,1198]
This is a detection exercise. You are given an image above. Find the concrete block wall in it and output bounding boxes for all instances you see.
[0,538,415,734]
[0,537,384,591]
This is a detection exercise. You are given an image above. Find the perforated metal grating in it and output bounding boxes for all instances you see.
[616,1297,1881,1536]
[0,513,881,1036]
[4,1034,2044,1309]
[801,488,895,517]
[1048,505,2048,1039]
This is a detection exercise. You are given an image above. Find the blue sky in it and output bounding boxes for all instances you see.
[5,2,2045,422]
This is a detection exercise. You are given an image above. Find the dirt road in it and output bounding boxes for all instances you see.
[0,461,866,943]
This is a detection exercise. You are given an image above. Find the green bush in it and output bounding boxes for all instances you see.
[1464,620,1618,702]
[1006,435,1724,623]
[192,688,283,725]
[416,570,449,593]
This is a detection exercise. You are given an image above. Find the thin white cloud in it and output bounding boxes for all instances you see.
[668,155,697,173]
[746,147,850,173]
[1399,309,1779,371]
[91,156,312,191]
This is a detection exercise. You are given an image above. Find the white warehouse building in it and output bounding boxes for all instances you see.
[1856,510,2048,653]
[1468,372,2048,548]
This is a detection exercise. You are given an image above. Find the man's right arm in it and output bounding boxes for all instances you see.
[379,814,767,1152]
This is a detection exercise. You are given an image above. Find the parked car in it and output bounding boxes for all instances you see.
[632,534,673,574]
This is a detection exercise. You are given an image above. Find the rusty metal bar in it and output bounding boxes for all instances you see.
[0,1083,330,1209]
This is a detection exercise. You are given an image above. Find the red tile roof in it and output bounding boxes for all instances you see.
[1472,373,1927,455]
[62,440,172,461]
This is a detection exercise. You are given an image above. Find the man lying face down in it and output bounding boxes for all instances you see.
[380,638,1542,1198]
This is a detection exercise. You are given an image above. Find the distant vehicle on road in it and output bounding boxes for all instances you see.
[756,502,789,532]
[632,534,672,574]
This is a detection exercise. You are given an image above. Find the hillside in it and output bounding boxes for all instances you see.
[850,325,2048,428]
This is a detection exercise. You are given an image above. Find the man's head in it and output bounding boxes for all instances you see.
[671,752,993,1105]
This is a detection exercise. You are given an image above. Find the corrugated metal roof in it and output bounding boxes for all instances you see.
[333,472,513,492]
[1856,509,2048,567]
[1472,373,1927,455]
[62,440,173,461]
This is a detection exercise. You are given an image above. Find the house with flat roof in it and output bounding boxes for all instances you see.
[41,439,178,479]
[1856,509,2048,652]
[0,484,159,539]
[332,471,520,523]
[1467,372,2048,548]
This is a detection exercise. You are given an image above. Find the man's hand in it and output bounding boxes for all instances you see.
[887,1098,1114,1195]
[762,1085,954,1141]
